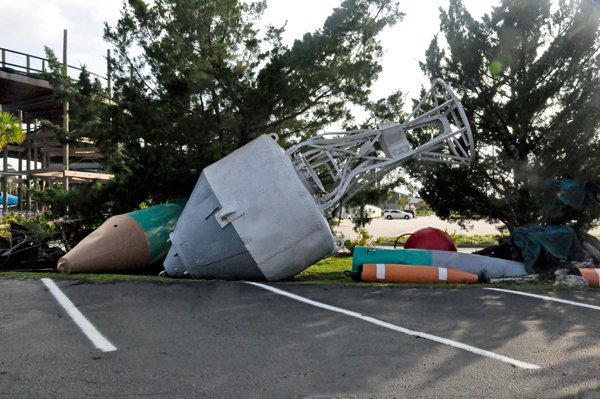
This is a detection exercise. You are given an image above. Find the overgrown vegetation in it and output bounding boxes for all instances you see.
[0,213,57,243]
[343,229,377,253]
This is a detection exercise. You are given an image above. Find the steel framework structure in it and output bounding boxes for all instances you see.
[286,79,475,218]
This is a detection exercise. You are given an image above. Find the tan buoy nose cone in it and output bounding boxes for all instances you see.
[57,215,151,274]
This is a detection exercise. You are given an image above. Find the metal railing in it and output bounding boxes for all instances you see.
[0,47,107,82]
[1,209,42,219]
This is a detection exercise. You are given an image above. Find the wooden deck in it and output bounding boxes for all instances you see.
[0,44,112,213]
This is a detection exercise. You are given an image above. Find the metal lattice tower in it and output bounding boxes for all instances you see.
[286,79,475,218]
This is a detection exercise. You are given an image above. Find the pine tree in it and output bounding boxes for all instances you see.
[409,0,600,232]
[41,0,405,220]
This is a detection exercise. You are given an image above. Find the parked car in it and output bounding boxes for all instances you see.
[383,210,412,220]
[402,209,415,218]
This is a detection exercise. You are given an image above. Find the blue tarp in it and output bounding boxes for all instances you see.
[545,178,600,211]
[0,194,19,207]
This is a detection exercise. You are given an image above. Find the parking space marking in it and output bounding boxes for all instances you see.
[248,282,540,370]
[485,288,600,311]
[42,278,117,352]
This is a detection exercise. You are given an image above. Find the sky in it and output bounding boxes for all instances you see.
[1,0,498,115]
[0,0,500,186]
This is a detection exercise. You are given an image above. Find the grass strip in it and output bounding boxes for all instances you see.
[3,255,593,291]
[0,271,175,283]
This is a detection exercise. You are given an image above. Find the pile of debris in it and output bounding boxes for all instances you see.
[475,225,600,287]
[0,220,67,272]
[343,226,600,288]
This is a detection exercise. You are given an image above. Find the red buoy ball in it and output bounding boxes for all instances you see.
[404,227,457,252]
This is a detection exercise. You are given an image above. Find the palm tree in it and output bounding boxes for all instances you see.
[0,111,26,149]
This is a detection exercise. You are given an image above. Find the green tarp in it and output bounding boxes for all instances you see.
[513,225,586,273]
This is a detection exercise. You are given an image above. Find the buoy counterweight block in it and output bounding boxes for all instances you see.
[164,134,339,281]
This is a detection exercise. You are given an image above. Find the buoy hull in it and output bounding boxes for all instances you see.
[163,134,338,281]
[362,263,478,284]
[578,268,600,287]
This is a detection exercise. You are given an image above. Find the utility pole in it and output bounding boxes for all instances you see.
[62,29,70,192]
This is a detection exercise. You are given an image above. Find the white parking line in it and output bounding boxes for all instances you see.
[485,287,600,311]
[247,282,540,370]
[42,278,117,352]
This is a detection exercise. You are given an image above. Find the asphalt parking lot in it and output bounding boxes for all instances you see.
[3,278,600,398]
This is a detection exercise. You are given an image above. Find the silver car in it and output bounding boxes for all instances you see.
[383,210,412,220]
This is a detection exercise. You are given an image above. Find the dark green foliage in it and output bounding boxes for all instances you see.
[408,0,600,232]
[39,0,404,224]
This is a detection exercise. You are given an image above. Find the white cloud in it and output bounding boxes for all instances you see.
[0,0,121,76]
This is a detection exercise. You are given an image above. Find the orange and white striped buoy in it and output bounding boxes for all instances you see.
[362,263,478,284]
[578,268,600,287]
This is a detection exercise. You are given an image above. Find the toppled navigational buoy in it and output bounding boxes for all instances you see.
[163,134,342,281]
[58,200,187,274]
[162,79,476,281]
